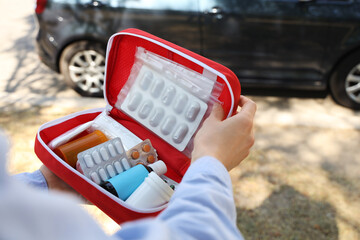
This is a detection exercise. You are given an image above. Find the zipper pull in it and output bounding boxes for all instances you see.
[106,104,113,113]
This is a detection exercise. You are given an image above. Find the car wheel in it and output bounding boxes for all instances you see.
[60,41,105,97]
[330,52,360,110]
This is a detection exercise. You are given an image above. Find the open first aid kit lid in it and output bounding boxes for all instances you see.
[102,29,240,160]
[104,29,240,117]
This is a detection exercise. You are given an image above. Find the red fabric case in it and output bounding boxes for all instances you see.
[34,29,241,224]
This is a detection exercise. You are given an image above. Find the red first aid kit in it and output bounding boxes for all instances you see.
[34,29,241,224]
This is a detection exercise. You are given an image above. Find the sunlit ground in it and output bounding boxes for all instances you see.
[1,104,359,239]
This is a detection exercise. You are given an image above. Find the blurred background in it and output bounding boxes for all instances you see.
[1,0,360,239]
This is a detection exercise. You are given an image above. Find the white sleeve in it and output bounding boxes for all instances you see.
[13,170,48,190]
[114,156,244,240]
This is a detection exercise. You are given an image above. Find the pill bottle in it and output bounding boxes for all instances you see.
[125,172,174,209]
[101,160,167,200]
[54,130,108,168]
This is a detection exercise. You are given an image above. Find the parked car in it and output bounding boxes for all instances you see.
[34,0,360,110]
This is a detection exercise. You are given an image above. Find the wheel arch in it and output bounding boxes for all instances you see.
[328,44,360,109]
[55,36,108,73]
[327,44,360,89]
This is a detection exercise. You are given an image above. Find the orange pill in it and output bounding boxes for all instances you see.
[147,155,155,164]
[142,144,151,152]
[131,151,140,159]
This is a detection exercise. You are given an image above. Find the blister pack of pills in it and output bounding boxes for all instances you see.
[116,48,223,153]
[134,47,223,103]
[119,64,208,152]
[126,139,158,167]
[77,137,131,185]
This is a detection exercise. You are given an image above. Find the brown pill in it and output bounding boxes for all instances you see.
[147,155,155,164]
[131,151,140,159]
[142,144,151,152]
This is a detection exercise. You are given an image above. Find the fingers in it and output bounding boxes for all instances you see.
[238,96,257,119]
[208,96,256,124]
[209,103,225,121]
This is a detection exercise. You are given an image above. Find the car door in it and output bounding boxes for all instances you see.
[307,0,360,73]
[98,0,202,53]
[199,0,330,89]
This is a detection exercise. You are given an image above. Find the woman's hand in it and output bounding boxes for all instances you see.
[191,96,257,171]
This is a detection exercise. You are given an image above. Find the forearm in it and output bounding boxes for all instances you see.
[158,156,243,239]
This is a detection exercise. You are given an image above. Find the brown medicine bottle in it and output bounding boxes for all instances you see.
[54,130,108,168]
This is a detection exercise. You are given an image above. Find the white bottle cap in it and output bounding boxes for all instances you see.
[148,160,167,176]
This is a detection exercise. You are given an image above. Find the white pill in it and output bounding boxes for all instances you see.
[98,168,108,181]
[91,151,102,164]
[161,86,176,105]
[185,102,201,122]
[139,71,153,90]
[161,116,176,135]
[107,144,117,157]
[100,147,109,161]
[164,70,173,78]
[84,154,94,168]
[90,172,101,185]
[114,140,123,154]
[149,107,165,127]
[172,124,189,143]
[138,100,153,119]
[173,94,188,114]
[127,92,142,111]
[151,78,164,98]
[114,161,124,174]
[106,165,116,178]
[122,158,131,170]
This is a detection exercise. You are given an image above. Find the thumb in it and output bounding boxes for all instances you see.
[209,103,225,121]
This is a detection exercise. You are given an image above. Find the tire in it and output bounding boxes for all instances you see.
[330,51,360,110]
[59,41,106,97]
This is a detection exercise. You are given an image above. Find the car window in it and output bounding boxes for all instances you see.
[275,0,352,2]
[52,0,93,3]
[327,0,350,1]
[264,0,352,3]
[105,0,199,11]
[52,0,199,11]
